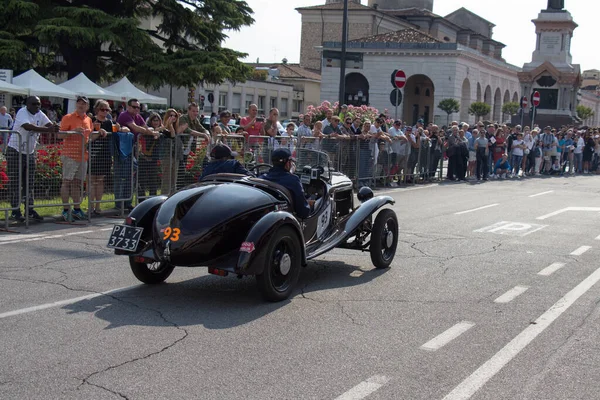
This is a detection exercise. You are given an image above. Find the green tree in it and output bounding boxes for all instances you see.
[0,0,254,88]
[502,102,520,120]
[576,105,594,121]
[468,102,492,121]
[437,98,460,126]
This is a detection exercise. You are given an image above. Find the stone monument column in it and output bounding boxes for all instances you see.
[516,0,580,127]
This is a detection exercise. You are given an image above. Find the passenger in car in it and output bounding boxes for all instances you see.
[199,144,253,179]
[261,148,312,219]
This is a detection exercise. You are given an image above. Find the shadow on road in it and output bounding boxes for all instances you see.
[61,259,388,330]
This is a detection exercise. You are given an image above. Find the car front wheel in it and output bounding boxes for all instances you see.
[256,226,301,302]
[369,209,398,269]
[129,257,175,284]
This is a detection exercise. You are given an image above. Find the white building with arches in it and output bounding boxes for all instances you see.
[299,0,522,126]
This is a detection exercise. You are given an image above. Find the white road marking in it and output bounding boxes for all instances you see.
[454,204,499,215]
[474,221,546,237]
[528,190,554,198]
[64,230,95,236]
[442,265,600,400]
[494,286,529,303]
[420,322,475,351]
[595,234,600,241]
[537,262,566,276]
[571,246,592,256]
[0,286,136,319]
[0,227,112,245]
[334,375,390,400]
[0,234,45,242]
[537,206,600,220]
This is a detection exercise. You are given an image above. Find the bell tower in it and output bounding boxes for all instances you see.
[367,0,433,11]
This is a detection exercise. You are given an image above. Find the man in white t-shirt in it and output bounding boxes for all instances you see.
[388,120,408,180]
[7,96,59,222]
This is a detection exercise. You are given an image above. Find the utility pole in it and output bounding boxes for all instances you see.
[338,0,349,108]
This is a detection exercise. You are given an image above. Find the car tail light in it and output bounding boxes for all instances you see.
[208,267,228,277]
[125,217,136,226]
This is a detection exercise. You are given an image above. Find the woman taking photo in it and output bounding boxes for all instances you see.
[161,109,188,195]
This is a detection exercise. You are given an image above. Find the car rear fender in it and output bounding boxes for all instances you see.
[129,196,168,235]
[114,196,167,256]
[345,196,395,237]
[237,211,306,275]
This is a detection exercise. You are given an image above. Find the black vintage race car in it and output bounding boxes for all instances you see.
[108,149,398,301]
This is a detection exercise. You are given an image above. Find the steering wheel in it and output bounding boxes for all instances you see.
[250,163,272,176]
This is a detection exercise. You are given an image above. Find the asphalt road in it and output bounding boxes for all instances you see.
[2,175,600,400]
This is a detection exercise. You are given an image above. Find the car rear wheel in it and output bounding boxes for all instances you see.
[256,226,301,302]
[370,209,398,269]
[129,257,175,284]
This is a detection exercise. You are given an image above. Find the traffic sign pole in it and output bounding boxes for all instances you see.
[391,69,406,120]
[531,91,540,127]
[395,90,399,120]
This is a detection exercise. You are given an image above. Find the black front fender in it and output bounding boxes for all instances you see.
[305,196,395,260]
[236,211,306,275]
[345,196,395,236]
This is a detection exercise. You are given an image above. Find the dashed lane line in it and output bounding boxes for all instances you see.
[528,190,554,198]
[442,265,600,400]
[494,286,529,304]
[537,263,566,276]
[420,322,475,351]
[537,207,600,220]
[454,204,499,215]
[334,375,390,400]
[571,246,592,256]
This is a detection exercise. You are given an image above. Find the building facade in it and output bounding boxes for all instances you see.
[306,0,522,125]
[147,79,294,118]
[321,33,521,126]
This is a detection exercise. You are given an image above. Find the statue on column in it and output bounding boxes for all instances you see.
[547,0,564,10]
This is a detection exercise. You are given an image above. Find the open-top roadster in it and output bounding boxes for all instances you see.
[108,149,398,301]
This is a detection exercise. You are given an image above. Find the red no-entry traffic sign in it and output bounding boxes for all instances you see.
[393,70,407,89]
[532,91,541,107]
[521,96,528,109]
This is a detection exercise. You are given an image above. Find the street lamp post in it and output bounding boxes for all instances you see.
[338,0,349,108]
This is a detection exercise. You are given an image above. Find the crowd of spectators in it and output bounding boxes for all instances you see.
[2,98,600,223]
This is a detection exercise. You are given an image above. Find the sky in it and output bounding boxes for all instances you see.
[223,0,598,71]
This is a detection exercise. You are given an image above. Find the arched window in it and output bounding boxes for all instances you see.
[415,87,420,95]
[425,89,431,97]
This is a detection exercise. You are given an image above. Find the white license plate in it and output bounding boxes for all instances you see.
[107,225,143,252]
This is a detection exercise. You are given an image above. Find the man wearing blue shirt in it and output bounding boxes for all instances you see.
[494,154,511,178]
[200,144,251,179]
[261,148,312,219]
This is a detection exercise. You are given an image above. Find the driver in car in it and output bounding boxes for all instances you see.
[261,148,313,218]
[199,144,253,179]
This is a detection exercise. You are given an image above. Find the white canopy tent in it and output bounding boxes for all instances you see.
[58,73,124,101]
[13,69,77,99]
[104,77,167,105]
[0,80,29,96]
[59,72,126,112]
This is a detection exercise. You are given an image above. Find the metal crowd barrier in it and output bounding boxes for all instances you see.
[1,127,453,229]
